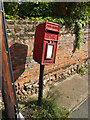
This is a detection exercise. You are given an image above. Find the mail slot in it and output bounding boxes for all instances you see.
[33,22,60,65]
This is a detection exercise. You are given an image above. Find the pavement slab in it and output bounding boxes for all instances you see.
[47,73,88,111]
[70,98,88,118]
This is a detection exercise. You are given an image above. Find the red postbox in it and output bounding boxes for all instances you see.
[33,21,60,65]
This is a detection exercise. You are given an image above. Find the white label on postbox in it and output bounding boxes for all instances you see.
[46,44,53,59]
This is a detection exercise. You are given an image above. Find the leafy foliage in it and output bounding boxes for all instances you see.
[4,2,57,19]
[75,21,82,50]
[4,2,19,16]
[5,14,20,20]
[59,2,89,26]
[18,2,57,18]
[30,16,65,24]
[4,2,89,24]
[4,2,89,50]
[78,66,86,75]
[20,98,70,119]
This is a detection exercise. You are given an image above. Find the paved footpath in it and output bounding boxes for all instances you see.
[70,73,90,118]
[70,98,88,118]
[46,73,88,118]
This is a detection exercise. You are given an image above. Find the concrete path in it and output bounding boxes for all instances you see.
[70,98,88,118]
[70,73,89,118]
[47,73,88,113]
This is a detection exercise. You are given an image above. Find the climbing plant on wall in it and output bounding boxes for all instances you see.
[75,21,82,50]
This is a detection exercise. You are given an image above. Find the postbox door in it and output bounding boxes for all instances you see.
[41,41,57,64]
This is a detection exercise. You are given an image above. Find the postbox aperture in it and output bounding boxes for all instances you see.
[46,44,54,59]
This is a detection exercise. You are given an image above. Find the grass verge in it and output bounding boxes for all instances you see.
[19,98,70,119]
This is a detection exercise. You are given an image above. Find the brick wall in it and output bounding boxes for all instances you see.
[6,20,89,96]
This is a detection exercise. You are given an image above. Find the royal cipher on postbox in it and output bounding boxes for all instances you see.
[33,21,60,65]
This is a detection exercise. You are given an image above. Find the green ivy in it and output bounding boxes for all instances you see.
[30,17,65,25]
[75,21,82,50]
[5,14,20,20]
